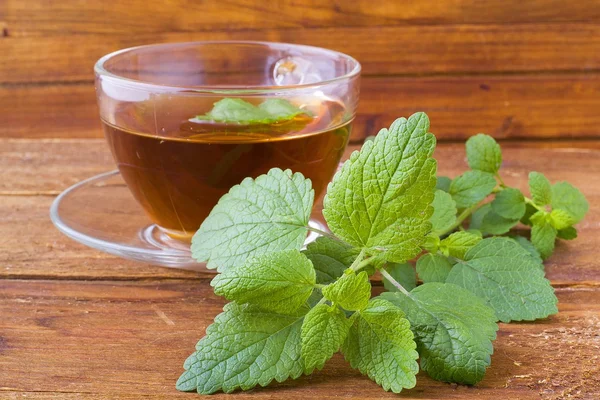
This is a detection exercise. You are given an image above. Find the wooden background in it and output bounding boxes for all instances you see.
[2,1,600,399]
[2,0,600,143]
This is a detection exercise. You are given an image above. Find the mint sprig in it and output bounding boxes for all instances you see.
[177,113,588,394]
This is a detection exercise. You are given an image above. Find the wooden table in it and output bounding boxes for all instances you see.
[1,138,599,399]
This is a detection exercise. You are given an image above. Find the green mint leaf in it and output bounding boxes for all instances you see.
[530,210,549,225]
[470,203,519,235]
[322,270,371,311]
[211,250,315,314]
[430,190,457,235]
[465,134,502,174]
[303,236,358,285]
[381,282,498,385]
[382,263,416,292]
[492,188,526,220]
[531,220,557,260]
[258,98,310,120]
[342,298,419,393]
[301,304,351,371]
[194,98,269,123]
[416,253,453,283]
[466,228,483,237]
[528,172,552,206]
[194,98,308,124]
[469,203,491,230]
[551,181,589,224]
[520,203,538,226]
[557,226,578,240]
[480,209,519,235]
[422,233,441,253]
[511,236,543,265]
[177,302,306,394]
[439,231,482,259]
[192,168,314,271]
[449,170,497,209]
[446,237,557,322]
[550,209,576,230]
[323,112,437,263]
[436,176,452,192]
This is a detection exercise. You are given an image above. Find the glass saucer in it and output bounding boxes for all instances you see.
[50,170,327,271]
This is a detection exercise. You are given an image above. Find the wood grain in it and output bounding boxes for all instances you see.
[1,139,598,283]
[3,23,600,84]
[4,0,600,37]
[1,279,599,398]
[3,74,600,142]
[360,75,600,141]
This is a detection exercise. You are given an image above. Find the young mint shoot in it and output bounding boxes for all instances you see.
[178,112,589,394]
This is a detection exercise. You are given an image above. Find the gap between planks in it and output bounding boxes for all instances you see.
[5,68,600,89]
[1,275,599,291]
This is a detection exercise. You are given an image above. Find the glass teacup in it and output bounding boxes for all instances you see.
[95,41,360,241]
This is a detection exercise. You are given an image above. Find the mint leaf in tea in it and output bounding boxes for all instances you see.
[192,98,311,125]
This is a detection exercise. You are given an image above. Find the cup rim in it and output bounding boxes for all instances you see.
[94,40,361,93]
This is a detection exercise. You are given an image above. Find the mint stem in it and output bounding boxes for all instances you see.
[349,249,367,271]
[524,196,545,212]
[380,269,411,296]
[354,257,374,272]
[440,203,484,236]
[316,297,328,306]
[495,173,506,188]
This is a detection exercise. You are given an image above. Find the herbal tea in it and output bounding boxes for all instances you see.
[103,96,350,240]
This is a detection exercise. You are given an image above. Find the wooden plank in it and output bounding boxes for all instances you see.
[3,23,600,84]
[0,394,175,400]
[360,75,600,141]
[0,280,599,398]
[3,74,600,141]
[1,139,598,283]
[4,0,600,37]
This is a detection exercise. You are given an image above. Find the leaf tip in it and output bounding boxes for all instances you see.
[175,370,198,392]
